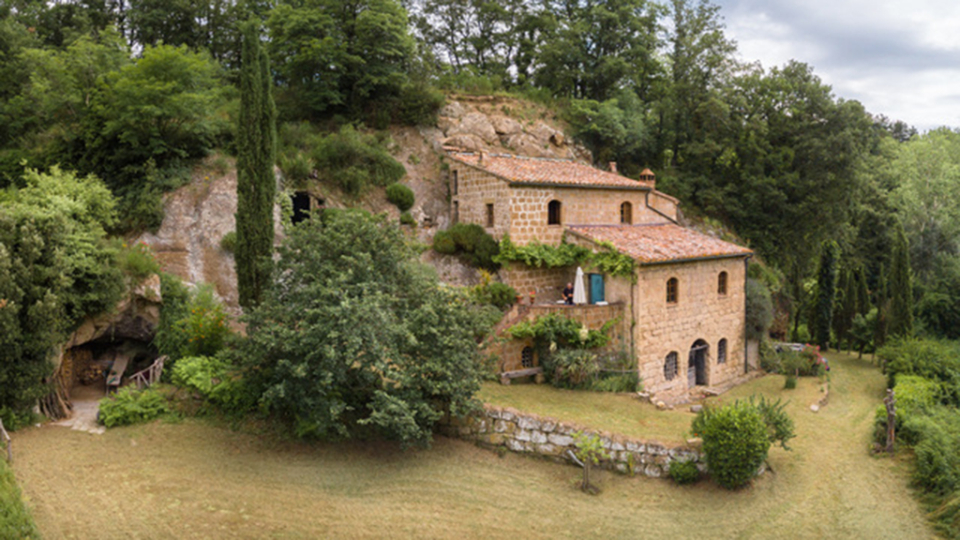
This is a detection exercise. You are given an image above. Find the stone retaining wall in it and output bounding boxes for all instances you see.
[442,405,702,478]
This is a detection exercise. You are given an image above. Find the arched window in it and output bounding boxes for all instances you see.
[664,352,678,380]
[718,271,728,295]
[666,277,678,303]
[717,338,727,364]
[521,346,535,368]
[548,200,562,225]
[620,201,632,224]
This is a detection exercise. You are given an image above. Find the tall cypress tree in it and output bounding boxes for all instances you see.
[833,267,856,352]
[874,264,888,351]
[235,20,276,310]
[888,224,914,338]
[812,240,840,350]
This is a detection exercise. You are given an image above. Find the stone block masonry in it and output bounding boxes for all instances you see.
[441,405,703,478]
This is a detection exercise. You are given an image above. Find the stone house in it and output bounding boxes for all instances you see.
[447,151,753,402]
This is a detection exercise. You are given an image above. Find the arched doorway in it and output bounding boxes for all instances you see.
[688,339,709,387]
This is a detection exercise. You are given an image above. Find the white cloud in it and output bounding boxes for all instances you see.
[713,0,960,130]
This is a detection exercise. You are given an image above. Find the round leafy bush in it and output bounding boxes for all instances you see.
[386,183,415,211]
[432,230,457,254]
[400,211,416,226]
[668,460,700,485]
[692,400,770,489]
[220,231,236,253]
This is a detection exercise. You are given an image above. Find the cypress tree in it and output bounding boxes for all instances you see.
[235,20,276,310]
[812,240,840,351]
[888,224,914,337]
[874,264,888,352]
[833,267,856,352]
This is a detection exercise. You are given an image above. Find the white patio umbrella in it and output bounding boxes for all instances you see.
[573,267,587,305]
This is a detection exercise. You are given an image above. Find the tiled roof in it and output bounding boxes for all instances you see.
[448,151,652,189]
[566,224,752,265]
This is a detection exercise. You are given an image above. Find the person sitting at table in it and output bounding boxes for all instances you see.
[562,282,574,304]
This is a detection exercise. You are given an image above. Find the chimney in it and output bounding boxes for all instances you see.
[479,150,486,165]
[609,161,618,173]
[639,168,656,185]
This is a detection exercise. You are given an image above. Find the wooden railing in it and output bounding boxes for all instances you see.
[0,418,11,463]
[130,355,167,390]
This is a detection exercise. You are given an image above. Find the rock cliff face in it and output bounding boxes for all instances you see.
[135,159,243,314]
[137,96,588,309]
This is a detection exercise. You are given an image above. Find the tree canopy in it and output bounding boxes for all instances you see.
[239,210,484,447]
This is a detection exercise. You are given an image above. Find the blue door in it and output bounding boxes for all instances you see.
[589,274,605,304]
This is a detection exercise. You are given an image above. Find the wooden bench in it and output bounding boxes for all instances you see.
[499,367,544,385]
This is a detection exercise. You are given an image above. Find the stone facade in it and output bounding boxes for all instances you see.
[633,258,748,401]
[441,405,703,478]
[450,161,675,246]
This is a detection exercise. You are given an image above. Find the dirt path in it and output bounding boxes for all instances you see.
[10,354,935,539]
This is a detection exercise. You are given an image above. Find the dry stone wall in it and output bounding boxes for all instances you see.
[442,405,703,478]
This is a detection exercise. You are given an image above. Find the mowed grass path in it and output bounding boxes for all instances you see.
[13,354,935,539]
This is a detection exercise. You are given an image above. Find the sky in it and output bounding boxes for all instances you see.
[711,0,960,132]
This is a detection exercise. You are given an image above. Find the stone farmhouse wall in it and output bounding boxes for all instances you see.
[451,164,512,238]
[448,162,676,247]
[499,262,573,300]
[504,185,664,245]
[635,257,748,401]
[441,405,703,478]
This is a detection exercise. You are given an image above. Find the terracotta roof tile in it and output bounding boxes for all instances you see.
[448,151,652,189]
[566,224,752,265]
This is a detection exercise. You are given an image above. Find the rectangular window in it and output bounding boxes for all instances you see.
[453,201,459,224]
[452,170,458,195]
[485,203,494,228]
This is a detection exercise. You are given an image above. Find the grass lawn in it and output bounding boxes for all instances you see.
[11,353,936,539]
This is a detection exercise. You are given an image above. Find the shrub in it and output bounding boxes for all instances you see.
[544,349,599,389]
[692,400,771,489]
[432,230,457,254]
[153,272,191,366]
[746,278,774,340]
[312,125,406,197]
[784,374,797,389]
[400,212,416,226]
[874,375,943,446]
[118,241,161,280]
[446,223,500,270]
[471,281,517,311]
[175,285,231,358]
[220,231,236,253]
[395,81,445,126]
[0,459,38,539]
[432,224,500,270]
[279,151,313,185]
[386,183,415,211]
[172,354,251,413]
[98,386,170,427]
[590,371,640,393]
[668,460,700,485]
[879,338,960,404]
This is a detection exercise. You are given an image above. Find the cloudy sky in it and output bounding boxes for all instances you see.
[711,0,960,132]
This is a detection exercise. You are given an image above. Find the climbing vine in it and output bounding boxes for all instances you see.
[494,235,636,280]
[494,234,590,268]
